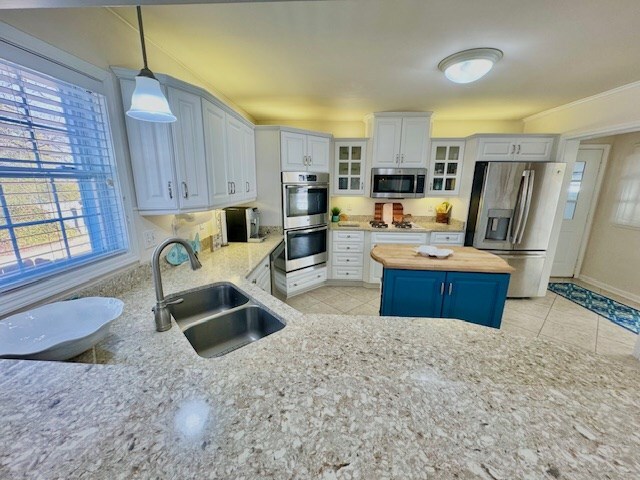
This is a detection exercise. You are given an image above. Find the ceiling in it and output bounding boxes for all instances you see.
[106,1,640,122]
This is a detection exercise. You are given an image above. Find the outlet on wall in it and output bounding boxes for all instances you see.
[143,230,157,249]
[427,205,435,214]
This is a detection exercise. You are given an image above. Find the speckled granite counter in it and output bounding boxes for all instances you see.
[330,216,466,232]
[1,234,640,479]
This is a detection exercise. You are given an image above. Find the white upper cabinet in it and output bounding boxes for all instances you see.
[477,136,555,162]
[120,79,177,212]
[428,139,465,196]
[334,139,366,196]
[202,98,229,207]
[167,87,209,209]
[370,113,431,168]
[280,131,331,172]
[116,68,257,214]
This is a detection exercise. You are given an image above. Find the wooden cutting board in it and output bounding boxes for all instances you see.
[374,202,404,222]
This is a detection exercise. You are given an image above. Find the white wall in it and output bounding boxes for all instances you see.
[579,132,640,301]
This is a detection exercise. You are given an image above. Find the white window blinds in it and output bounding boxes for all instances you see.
[613,143,640,228]
[0,57,128,292]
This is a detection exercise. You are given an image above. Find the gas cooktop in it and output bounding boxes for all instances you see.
[369,220,425,230]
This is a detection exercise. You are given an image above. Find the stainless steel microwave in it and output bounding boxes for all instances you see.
[370,168,427,198]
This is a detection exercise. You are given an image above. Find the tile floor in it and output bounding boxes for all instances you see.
[286,278,639,362]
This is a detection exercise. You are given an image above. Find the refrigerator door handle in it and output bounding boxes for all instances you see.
[509,171,528,244]
[516,169,535,244]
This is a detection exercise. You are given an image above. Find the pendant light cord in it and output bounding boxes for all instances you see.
[136,6,149,70]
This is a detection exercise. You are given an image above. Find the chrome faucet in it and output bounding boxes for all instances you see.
[151,237,202,332]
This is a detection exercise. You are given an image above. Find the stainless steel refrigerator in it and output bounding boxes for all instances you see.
[465,161,566,297]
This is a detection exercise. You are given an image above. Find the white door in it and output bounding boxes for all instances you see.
[515,137,554,162]
[167,87,209,209]
[477,138,516,161]
[400,117,429,167]
[242,124,257,199]
[307,135,330,172]
[281,131,307,171]
[551,145,607,277]
[372,117,402,167]
[226,116,245,199]
[202,99,229,207]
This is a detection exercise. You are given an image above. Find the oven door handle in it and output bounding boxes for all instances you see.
[287,224,328,236]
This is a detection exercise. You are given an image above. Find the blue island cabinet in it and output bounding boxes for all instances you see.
[380,269,510,328]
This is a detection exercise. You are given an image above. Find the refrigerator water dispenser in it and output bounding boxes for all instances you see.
[485,209,512,241]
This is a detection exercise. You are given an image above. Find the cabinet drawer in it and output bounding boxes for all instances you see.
[332,252,364,267]
[371,232,428,244]
[287,265,327,294]
[333,266,363,280]
[333,230,364,242]
[431,232,464,245]
[333,242,363,253]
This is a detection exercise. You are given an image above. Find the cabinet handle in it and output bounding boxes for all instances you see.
[182,181,188,199]
[440,282,444,295]
[346,246,350,250]
[395,153,399,164]
[308,155,312,165]
[246,181,250,192]
[401,154,405,163]
[293,283,298,287]
[168,181,173,199]
[511,144,516,154]
[232,182,236,194]
[516,144,521,154]
[252,279,257,284]
[346,259,350,262]
[449,283,453,295]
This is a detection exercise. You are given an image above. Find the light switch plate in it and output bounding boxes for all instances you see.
[143,230,157,249]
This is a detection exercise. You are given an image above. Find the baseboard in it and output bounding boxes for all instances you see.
[576,274,640,305]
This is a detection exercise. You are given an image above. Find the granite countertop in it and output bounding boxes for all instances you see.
[1,234,640,479]
[330,216,466,232]
[371,245,515,273]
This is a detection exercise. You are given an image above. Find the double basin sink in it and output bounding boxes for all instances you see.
[166,282,285,358]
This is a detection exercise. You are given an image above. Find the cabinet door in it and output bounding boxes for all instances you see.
[307,135,330,173]
[281,131,307,171]
[167,87,209,209]
[120,79,177,211]
[202,99,229,208]
[399,117,430,167]
[226,116,245,199]
[477,138,516,161]
[372,117,402,167]
[334,141,366,195]
[429,140,464,195]
[380,269,446,317]
[441,272,509,328]
[242,124,257,199]
[515,137,554,162]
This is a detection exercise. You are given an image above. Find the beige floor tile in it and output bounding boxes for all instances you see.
[500,323,539,339]
[597,317,638,346]
[297,302,342,315]
[306,286,343,302]
[504,300,551,320]
[368,296,381,308]
[339,286,381,301]
[346,303,380,316]
[595,336,635,356]
[545,309,598,331]
[501,310,546,334]
[328,293,367,313]
[285,294,320,311]
[539,321,597,352]
[528,291,558,307]
[550,296,597,317]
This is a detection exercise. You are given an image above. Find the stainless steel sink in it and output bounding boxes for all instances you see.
[167,282,250,329]
[167,282,285,358]
[182,305,285,358]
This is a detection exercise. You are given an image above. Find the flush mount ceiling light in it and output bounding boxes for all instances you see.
[438,48,503,84]
[126,6,176,123]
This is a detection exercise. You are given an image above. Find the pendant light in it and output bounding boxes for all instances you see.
[126,6,176,123]
[438,48,503,84]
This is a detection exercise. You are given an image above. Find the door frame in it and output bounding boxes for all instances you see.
[569,144,611,277]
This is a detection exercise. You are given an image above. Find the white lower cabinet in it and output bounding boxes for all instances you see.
[331,230,364,280]
[368,231,428,284]
[287,265,327,297]
[430,232,464,246]
[247,256,271,293]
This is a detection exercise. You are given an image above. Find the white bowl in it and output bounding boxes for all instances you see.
[415,245,454,259]
[0,297,124,361]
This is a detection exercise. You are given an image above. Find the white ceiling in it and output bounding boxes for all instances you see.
[110,0,640,122]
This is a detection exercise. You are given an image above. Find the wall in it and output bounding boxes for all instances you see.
[579,132,640,301]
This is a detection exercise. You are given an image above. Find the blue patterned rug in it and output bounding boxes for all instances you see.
[548,283,639,334]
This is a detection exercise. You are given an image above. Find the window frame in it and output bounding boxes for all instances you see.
[0,21,139,317]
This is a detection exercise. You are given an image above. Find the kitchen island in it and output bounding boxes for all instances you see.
[1,236,639,479]
[372,245,514,328]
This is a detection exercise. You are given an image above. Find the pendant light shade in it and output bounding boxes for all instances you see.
[126,6,176,123]
[438,48,503,84]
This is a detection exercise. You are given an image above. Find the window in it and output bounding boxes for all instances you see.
[613,143,640,228]
[563,161,586,220]
[0,57,128,293]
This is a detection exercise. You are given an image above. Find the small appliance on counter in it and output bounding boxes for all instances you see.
[224,206,264,243]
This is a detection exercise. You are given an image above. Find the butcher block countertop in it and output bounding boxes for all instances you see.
[370,245,515,274]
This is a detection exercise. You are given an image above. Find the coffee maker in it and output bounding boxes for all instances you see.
[224,207,263,242]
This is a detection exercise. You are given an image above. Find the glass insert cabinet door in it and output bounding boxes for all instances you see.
[334,140,367,196]
[428,139,465,196]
